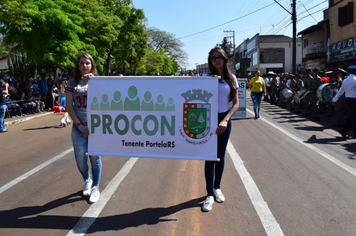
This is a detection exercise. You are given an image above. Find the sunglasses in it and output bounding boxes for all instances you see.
[211,56,223,61]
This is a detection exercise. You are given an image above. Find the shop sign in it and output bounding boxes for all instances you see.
[327,37,356,63]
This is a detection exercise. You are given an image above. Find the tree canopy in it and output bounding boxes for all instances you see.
[0,0,187,76]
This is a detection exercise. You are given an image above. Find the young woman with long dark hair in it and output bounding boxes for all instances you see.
[202,47,239,212]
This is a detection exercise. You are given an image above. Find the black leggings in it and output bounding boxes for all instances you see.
[204,111,231,196]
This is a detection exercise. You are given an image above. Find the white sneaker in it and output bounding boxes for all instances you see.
[213,189,225,203]
[60,118,66,127]
[83,179,92,196]
[89,186,100,203]
[65,117,71,125]
[202,196,214,212]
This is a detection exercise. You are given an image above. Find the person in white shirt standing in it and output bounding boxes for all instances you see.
[332,65,356,139]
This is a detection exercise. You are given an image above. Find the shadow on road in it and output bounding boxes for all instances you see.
[87,196,206,233]
[305,134,346,144]
[0,191,83,229]
[23,125,64,131]
[295,126,326,132]
[0,193,206,232]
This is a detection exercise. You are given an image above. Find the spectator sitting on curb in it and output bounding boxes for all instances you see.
[27,91,40,113]
[19,92,31,115]
[5,94,21,117]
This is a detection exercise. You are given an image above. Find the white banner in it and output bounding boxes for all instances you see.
[232,79,246,118]
[87,76,218,160]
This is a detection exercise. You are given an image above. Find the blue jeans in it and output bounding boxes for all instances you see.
[60,95,66,107]
[251,92,264,117]
[205,111,231,196]
[71,123,102,186]
[0,104,6,131]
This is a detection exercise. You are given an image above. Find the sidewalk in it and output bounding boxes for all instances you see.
[4,112,52,127]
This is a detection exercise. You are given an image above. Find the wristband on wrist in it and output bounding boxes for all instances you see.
[76,122,82,127]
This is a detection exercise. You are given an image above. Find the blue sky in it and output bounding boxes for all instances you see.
[132,0,328,70]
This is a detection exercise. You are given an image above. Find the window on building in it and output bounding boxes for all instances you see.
[338,2,354,27]
[260,50,283,63]
[252,51,258,66]
[303,38,309,48]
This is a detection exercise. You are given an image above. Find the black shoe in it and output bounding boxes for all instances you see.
[255,116,258,120]
[0,128,8,133]
[338,131,350,139]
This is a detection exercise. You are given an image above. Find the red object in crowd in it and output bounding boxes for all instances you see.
[52,101,62,113]
[321,77,330,83]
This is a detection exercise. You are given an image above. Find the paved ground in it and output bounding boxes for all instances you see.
[1,96,355,236]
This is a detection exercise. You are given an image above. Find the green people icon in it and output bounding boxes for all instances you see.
[124,86,140,111]
[141,91,154,111]
[91,96,100,110]
[91,85,176,112]
[166,97,175,111]
[155,95,165,111]
[111,91,123,110]
[100,94,110,110]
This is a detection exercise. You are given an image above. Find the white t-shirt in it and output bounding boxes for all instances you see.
[65,79,88,123]
[218,75,239,113]
[265,77,271,87]
[332,74,356,102]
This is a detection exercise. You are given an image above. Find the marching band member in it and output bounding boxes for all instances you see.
[332,68,348,127]
[293,74,304,114]
[303,69,314,117]
[332,65,356,139]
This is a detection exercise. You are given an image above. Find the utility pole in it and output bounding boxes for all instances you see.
[292,0,297,74]
[274,0,297,74]
[223,30,235,73]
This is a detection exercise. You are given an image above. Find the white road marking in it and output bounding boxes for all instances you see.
[228,141,284,236]
[67,157,138,236]
[247,108,356,177]
[0,147,74,193]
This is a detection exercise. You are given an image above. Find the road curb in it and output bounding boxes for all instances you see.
[4,112,53,127]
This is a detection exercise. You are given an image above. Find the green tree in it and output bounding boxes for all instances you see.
[69,0,123,73]
[103,1,147,75]
[144,49,178,76]
[0,0,87,77]
[147,27,187,68]
[219,37,233,61]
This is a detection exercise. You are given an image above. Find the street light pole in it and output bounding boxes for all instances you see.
[223,30,235,73]
[274,0,297,74]
[292,0,297,74]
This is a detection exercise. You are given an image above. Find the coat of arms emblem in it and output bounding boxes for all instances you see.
[181,89,213,139]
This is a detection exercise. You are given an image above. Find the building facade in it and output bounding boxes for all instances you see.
[298,9,330,73]
[235,34,302,76]
[327,0,356,71]
[196,63,209,75]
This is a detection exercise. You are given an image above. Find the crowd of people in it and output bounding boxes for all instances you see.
[0,72,71,119]
[251,66,356,138]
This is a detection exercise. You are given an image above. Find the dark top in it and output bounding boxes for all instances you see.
[0,88,6,106]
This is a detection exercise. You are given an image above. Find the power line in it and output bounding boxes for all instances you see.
[178,1,276,40]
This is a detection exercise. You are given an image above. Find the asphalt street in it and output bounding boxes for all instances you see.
[0,97,355,236]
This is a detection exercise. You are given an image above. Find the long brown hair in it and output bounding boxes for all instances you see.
[208,47,237,101]
[72,53,98,86]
